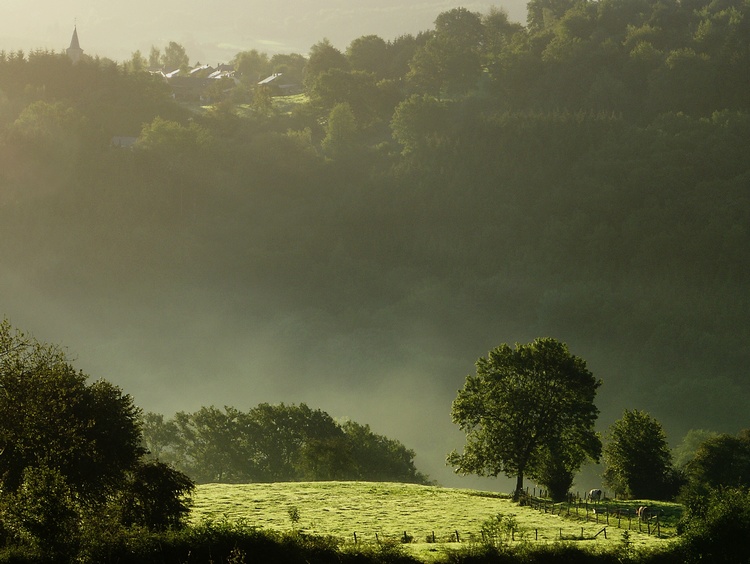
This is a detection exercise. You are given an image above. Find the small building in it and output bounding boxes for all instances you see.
[257,73,301,95]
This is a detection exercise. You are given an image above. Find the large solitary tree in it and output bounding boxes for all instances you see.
[448,337,601,499]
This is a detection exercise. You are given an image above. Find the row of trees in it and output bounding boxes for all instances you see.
[449,338,750,503]
[142,404,431,484]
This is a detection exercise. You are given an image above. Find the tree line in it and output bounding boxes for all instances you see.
[142,403,431,484]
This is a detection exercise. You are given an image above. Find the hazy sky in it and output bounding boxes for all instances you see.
[1,0,528,63]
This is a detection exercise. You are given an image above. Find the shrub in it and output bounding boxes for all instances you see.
[677,486,750,563]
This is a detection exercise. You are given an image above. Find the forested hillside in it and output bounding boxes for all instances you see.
[1,0,748,486]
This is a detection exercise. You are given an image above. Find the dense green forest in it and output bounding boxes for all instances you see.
[0,0,748,486]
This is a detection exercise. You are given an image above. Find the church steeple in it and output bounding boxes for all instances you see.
[66,26,83,63]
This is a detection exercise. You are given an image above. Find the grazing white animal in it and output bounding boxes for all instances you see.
[588,488,602,502]
[637,506,650,521]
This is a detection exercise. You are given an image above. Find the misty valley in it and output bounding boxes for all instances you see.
[0,0,749,562]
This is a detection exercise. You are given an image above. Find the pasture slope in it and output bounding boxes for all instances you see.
[190,482,680,561]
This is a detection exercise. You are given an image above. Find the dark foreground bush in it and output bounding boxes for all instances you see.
[440,541,683,564]
[677,486,750,564]
[0,519,695,564]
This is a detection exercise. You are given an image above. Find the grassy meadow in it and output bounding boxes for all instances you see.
[190,482,681,560]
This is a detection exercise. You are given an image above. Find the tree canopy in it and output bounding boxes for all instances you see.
[0,319,195,559]
[448,338,600,499]
[142,403,431,485]
[602,409,678,500]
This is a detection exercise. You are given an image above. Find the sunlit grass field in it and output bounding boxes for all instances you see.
[190,482,681,560]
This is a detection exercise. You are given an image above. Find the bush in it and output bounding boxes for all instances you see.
[677,486,750,563]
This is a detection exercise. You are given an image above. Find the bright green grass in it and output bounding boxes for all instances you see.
[190,482,680,560]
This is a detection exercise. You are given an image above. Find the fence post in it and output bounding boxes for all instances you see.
[455,530,461,543]
[353,532,357,544]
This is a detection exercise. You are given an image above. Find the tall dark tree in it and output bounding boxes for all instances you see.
[448,338,601,499]
[0,319,195,560]
[0,319,143,502]
[603,409,676,499]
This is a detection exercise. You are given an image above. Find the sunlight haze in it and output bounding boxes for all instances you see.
[1,0,528,62]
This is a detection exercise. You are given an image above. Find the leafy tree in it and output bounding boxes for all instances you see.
[232,49,271,83]
[1,466,81,561]
[482,7,524,60]
[448,337,601,499]
[390,94,451,154]
[321,102,358,160]
[161,41,190,72]
[170,406,242,483]
[303,39,348,91]
[406,34,482,97]
[684,429,750,495]
[148,45,161,69]
[141,411,180,463]
[269,52,307,85]
[347,35,389,79]
[0,319,195,560]
[527,0,578,32]
[309,68,381,124]
[0,319,143,502]
[602,409,677,499]
[115,460,195,530]
[434,7,485,50]
[673,428,719,469]
[342,421,430,483]
[125,50,148,73]
[135,116,213,161]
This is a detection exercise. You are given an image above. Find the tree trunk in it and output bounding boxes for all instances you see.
[513,471,524,500]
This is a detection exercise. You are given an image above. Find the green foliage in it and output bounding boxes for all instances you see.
[232,49,271,82]
[321,102,358,159]
[115,460,195,531]
[678,486,750,564]
[304,39,349,91]
[682,429,750,496]
[0,466,81,561]
[449,338,601,497]
[480,513,521,547]
[160,41,190,71]
[672,429,719,469]
[603,410,677,500]
[0,320,195,560]
[347,35,390,79]
[144,403,430,484]
[0,319,143,502]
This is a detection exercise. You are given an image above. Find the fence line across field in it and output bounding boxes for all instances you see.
[520,491,662,538]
